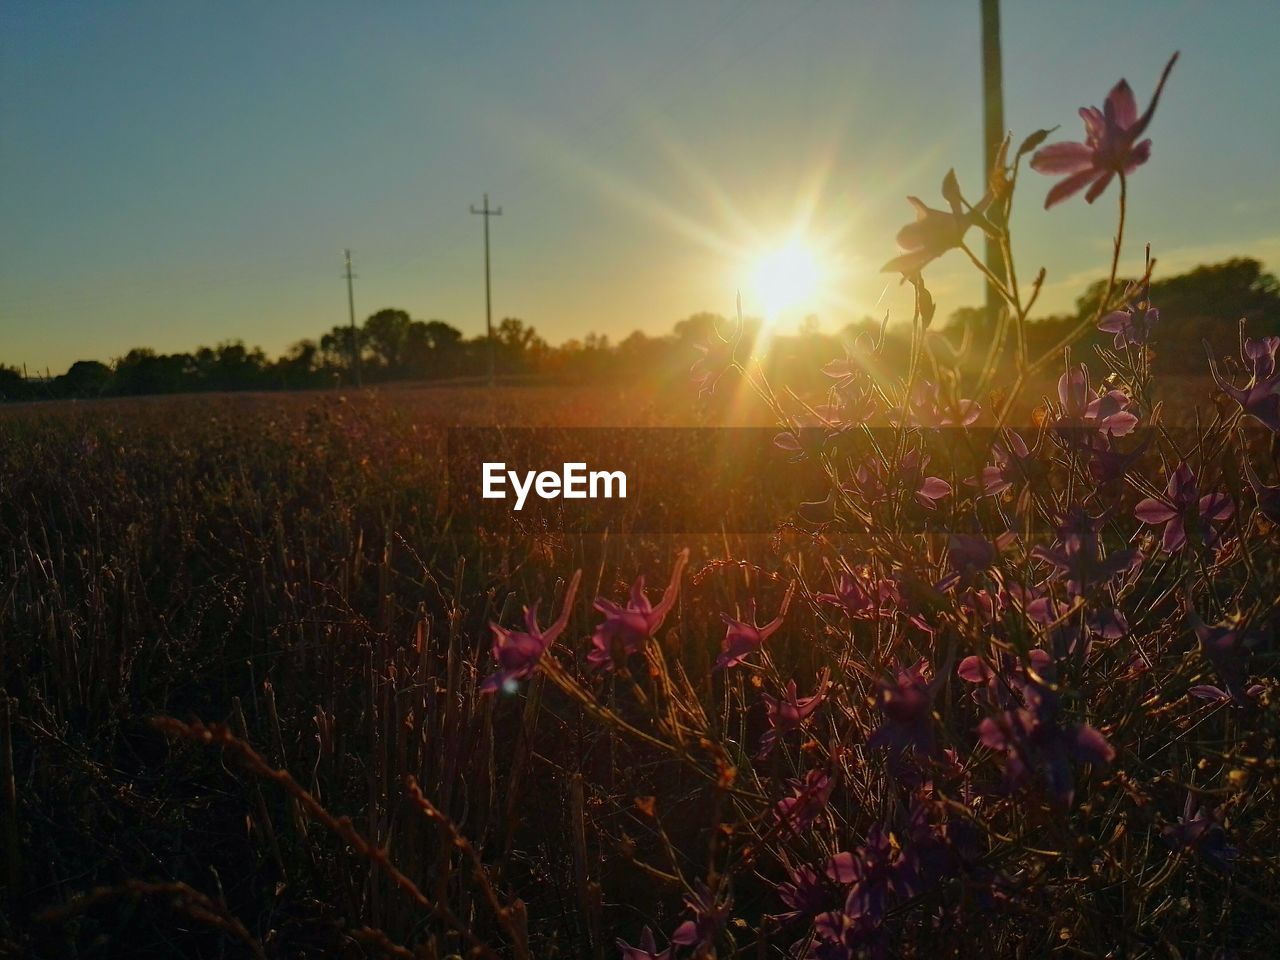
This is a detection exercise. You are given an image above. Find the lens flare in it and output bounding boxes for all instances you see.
[748,239,824,320]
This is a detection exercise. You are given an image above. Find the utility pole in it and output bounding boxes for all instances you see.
[470,193,502,385]
[342,248,362,387]
[980,0,1006,330]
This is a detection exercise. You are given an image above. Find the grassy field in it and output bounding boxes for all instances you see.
[1,374,1275,958]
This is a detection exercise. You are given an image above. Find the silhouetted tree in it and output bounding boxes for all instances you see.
[363,308,413,374]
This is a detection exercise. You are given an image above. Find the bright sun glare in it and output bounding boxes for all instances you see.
[748,239,824,321]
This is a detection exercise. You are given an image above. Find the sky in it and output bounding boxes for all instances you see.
[2,0,1279,374]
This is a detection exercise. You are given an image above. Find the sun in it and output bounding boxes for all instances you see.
[748,239,824,320]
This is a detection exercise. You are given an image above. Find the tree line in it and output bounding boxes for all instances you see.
[2,258,1276,401]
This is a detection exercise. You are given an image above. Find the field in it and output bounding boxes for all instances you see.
[1,365,1276,958]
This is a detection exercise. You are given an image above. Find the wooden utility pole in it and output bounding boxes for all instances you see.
[342,249,362,387]
[470,194,502,385]
[980,0,1006,327]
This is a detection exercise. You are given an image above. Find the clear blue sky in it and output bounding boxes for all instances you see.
[3,1,1278,373]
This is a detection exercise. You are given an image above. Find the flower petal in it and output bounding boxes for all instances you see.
[1031,140,1095,174]
[1044,168,1100,208]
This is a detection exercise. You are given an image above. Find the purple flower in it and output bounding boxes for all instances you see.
[882,170,994,276]
[1054,364,1139,440]
[1082,430,1153,485]
[936,532,1013,592]
[759,669,830,757]
[1098,284,1158,348]
[867,659,939,762]
[958,648,1053,709]
[1162,793,1237,873]
[774,769,835,836]
[816,571,876,619]
[1032,507,1141,599]
[813,825,919,958]
[1186,608,1262,706]
[714,581,795,671]
[1208,335,1280,432]
[1031,52,1178,207]
[616,927,672,960]
[670,880,731,951]
[588,549,689,671]
[978,679,1115,807]
[773,865,831,924]
[481,570,581,694]
[970,430,1037,497]
[1134,462,1234,552]
[895,380,981,429]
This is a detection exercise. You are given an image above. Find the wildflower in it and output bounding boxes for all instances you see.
[844,450,951,511]
[1054,364,1139,440]
[773,865,831,924]
[978,678,1115,807]
[759,669,830,757]
[1082,430,1153,485]
[1099,284,1158,348]
[816,571,876,619]
[936,532,1013,592]
[958,648,1053,709]
[867,659,940,761]
[1207,335,1280,432]
[588,549,689,671]
[970,430,1038,497]
[1186,608,1262,705]
[825,826,914,923]
[481,570,582,694]
[895,380,981,428]
[1162,792,1237,873]
[1032,507,1141,600]
[670,880,731,951]
[810,909,889,960]
[1031,52,1178,207]
[617,927,672,960]
[1134,461,1234,552]
[882,170,994,276]
[714,580,796,670]
[774,769,835,835]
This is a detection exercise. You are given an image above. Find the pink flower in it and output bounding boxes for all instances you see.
[588,549,689,671]
[759,669,830,757]
[1054,364,1139,439]
[895,380,981,428]
[1207,336,1280,433]
[843,450,952,511]
[670,881,731,950]
[1098,284,1158,348]
[481,570,581,694]
[713,580,795,671]
[1134,462,1234,552]
[1186,608,1262,706]
[882,170,994,276]
[970,430,1035,497]
[773,768,835,835]
[867,659,939,761]
[1031,52,1178,207]
[816,571,876,619]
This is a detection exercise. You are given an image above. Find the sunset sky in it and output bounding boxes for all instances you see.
[3,0,1278,373]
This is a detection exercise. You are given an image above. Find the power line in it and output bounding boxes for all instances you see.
[342,248,362,387]
[469,194,502,385]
